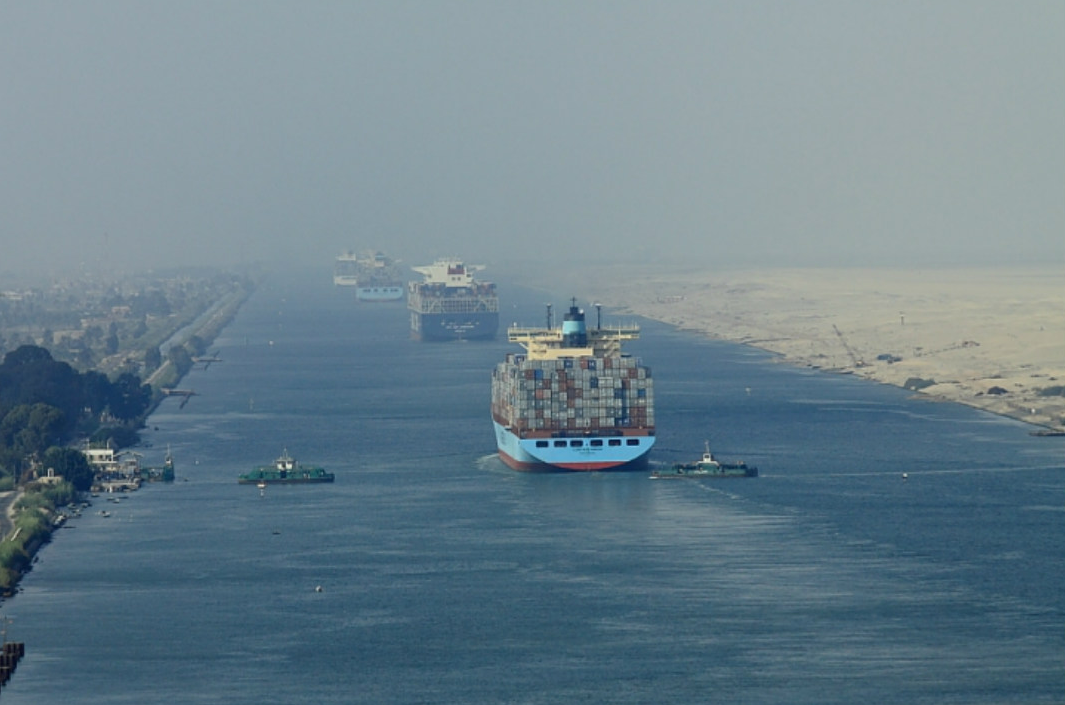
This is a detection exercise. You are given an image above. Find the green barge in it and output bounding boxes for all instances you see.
[651,442,757,479]
[239,449,334,484]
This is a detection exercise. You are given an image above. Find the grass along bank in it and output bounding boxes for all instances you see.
[0,481,79,597]
[0,275,258,599]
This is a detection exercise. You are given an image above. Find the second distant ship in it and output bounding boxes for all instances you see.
[334,250,404,302]
[407,258,499,341]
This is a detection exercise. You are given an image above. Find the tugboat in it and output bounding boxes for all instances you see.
[238,449,334,484]
[651,442,757,479]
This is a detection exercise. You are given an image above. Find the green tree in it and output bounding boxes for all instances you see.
[41,446,94,491]
[0,345,83,435]
[0,542,30,588]
[144,346,162,372]
[2,344,52,367]
[90,425,140,448]
[0,403,66,457]
[108,372,150,422]
[167,345,193,377]
[81,370,112,416]
[0,447,23,481]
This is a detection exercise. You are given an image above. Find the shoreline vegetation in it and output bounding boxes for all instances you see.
[533,264,1065,434]
[0,271,257,597]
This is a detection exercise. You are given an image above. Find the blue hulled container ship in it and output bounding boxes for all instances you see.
[407,258,499,341]
[491,300,655,471]
[333,250,405,302]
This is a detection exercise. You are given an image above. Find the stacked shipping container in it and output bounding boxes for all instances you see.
[492,352,654,435]
[407,281,499,315]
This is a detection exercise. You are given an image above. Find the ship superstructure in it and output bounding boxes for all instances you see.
[333,251,360,286]
[333,250,404,301]
[491,300,655,471]
[238,449,334,484]
[407,258,499,340]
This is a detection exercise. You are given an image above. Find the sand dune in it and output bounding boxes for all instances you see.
[545,265,1065,433]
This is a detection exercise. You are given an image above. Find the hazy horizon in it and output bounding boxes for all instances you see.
[2,2,1063,278]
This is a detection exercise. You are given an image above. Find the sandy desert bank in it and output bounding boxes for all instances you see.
[526,265,1065,434]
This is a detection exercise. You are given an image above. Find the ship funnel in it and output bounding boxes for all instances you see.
[562,298,587,347]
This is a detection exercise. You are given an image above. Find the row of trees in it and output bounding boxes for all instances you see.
[0,344,152,486]
[0,271,257,593]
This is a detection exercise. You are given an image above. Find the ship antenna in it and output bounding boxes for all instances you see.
[595,302,602,330]
[546,303,553,329]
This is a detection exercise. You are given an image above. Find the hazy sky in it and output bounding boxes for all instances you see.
[2,1,1062,276]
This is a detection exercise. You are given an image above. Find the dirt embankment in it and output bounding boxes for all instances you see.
[541,265,1065,432]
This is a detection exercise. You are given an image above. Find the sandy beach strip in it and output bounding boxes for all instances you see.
[534,265,1065,433]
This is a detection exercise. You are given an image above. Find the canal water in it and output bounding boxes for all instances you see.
[2,272,1062,704]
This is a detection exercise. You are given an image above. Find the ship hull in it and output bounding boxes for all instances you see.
[237,476,334,484]
[650,465,757,479]
[411,312,499,341]
[493,420,654,472]
[355,286,404,302]
[237,471,334,484]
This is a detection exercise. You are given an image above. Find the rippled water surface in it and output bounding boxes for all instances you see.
[3,274,1062,704]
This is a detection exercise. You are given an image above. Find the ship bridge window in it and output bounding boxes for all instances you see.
[569,440,583,447]
[608,439,622,447]
[553,440,567,448]
[535,441,549,448]
[626,439,640,446]
[590,439,603,447]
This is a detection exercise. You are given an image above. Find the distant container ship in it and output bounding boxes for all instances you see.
[333,250,404,302]
[407,258,499,341]
[491,300,655,471]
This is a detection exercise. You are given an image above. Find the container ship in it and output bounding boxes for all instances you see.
[491,300,655,471]
[407,258,499,340]
[333,250,404,302]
